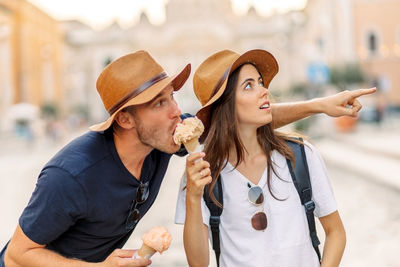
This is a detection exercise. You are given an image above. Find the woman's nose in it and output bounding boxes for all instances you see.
[260,86,269,98]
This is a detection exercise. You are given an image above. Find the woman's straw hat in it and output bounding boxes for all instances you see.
[193,49,278,141]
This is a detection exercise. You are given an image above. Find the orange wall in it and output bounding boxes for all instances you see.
[353,0,400,105]
[0,0,64,110]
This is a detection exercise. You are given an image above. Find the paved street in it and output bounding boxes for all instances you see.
[0,128,399,266]
[323,162,400,267]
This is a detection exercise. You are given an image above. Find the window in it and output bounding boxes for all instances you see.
[367,32,377,55]
[395,27,400,57]
[316,37,324,51]
[398,27,400,44]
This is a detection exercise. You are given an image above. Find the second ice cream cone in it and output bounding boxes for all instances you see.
[137,243,156,259]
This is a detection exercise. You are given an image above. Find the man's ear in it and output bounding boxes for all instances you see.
[114,110,135,129]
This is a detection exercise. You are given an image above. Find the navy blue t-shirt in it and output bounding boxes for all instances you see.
[0,129,173,263]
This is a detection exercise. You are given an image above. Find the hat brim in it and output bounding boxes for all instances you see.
[196,49,278,142]
[90,63,191,132]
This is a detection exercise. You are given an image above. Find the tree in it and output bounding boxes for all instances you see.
[329,63,366,89]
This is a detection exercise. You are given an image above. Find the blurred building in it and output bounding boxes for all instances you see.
[353,0,400,106]
[62,0,314,120]
[298,0,356,89]
[0,0,63,123]
[61,20,133,124]
[62,0,239,120]
[61,0,400,123]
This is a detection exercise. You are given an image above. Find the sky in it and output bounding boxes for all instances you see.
[27,0,307,29]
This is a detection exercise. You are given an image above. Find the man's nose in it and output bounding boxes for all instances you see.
[170,100,181,119]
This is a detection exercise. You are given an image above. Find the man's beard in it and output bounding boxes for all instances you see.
[134,117,178,154]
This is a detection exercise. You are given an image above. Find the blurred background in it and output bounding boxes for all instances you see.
[0,0,399,266]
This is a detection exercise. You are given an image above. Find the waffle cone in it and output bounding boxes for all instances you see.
[183,138,199,153]
[137,243,156,259]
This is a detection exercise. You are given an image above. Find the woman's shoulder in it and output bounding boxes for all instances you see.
[279,137,324,165]
[302,140,323,159]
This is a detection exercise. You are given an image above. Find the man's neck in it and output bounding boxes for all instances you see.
[113,130,152,180]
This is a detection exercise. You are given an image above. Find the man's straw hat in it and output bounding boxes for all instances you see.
[90,50,190,131]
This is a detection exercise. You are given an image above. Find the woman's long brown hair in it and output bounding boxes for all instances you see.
[204,63,299,207]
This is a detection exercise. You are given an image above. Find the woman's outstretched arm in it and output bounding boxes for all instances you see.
[272,87,376,128]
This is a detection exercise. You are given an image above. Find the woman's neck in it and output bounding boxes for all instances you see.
[228,126,268,185]
[229,126,263,164]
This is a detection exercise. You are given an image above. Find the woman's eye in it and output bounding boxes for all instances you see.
[244,83,252,90]
[259,80,264,87]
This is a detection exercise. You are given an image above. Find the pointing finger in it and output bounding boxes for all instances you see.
[349,87,376,99]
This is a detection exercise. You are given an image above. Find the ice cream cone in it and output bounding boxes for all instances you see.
[133,226,172,259]
[137,243,156,259]
[173,117,204,151]
[183,138,199,153]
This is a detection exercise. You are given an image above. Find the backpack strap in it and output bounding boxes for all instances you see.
[286,139,322,262]
[203,176,223,267]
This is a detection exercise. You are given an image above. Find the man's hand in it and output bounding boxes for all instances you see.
[318,87,377,117]
[101,249,151,266]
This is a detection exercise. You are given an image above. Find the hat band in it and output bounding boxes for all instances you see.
[108,71,168,115]
[207,67,230,103]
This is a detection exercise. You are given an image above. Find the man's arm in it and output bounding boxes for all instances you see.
[271,88,376,128]
[5,225,151,267]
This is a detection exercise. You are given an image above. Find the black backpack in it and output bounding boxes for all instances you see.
[203,139,321,267]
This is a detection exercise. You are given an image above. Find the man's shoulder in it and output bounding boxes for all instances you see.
[45,131,111,176]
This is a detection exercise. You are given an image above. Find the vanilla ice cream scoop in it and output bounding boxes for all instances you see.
[134,226,172,259]
[173,117,204,152]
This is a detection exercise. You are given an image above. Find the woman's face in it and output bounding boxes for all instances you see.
[234,64,272,128]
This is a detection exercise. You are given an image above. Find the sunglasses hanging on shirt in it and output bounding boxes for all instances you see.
[247,182,268,231]
[125,181,150,231]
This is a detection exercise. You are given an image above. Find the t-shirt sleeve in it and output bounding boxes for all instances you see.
[304,141,337,218]
[19,166,87,245]
[174,173,210,227]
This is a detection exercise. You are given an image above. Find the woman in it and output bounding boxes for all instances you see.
[175,49,346,267]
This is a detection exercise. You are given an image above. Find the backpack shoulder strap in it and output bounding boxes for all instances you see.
[203,177,223,267]
[286,138,322,262]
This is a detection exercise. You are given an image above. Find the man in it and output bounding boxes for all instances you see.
[0,50,375,267]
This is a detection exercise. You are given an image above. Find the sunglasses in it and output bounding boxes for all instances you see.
[125,181,149,231]
[247,183,267,231]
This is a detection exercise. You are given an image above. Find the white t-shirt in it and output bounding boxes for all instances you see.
[175,141,337,267]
